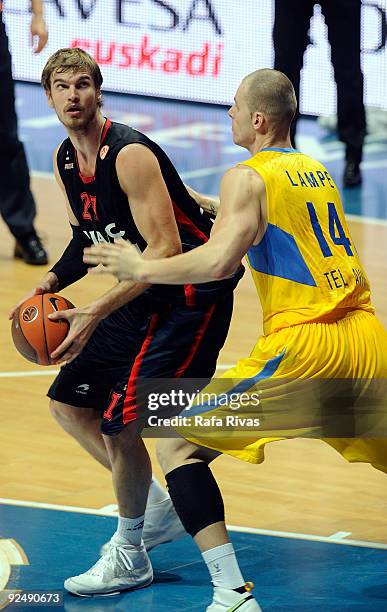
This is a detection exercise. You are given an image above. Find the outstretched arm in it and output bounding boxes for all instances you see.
[84,166,263,284]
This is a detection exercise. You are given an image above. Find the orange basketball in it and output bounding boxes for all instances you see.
[11,293,75,366]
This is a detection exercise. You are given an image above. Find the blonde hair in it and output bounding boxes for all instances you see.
[41,48,103,94]
[243,69,297,137]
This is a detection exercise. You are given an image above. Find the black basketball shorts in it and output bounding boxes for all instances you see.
[47,292,233,435]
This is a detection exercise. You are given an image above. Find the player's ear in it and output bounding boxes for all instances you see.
[252,111,264,130]
[45,88,54,108]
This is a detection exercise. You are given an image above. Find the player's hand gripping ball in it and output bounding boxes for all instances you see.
[11,293,74,365]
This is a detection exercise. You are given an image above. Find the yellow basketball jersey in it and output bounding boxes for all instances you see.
[241,148,373,334]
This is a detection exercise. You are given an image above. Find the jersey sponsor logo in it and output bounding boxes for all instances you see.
[65,163,74,170]
[81,192,99,221]
[104,392,122,421]
[82,223,126,245]
[100,145,109,160]
[21,305,38,323]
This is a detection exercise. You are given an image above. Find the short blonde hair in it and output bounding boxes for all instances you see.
[243,69,297,137]
[41,48,103,93]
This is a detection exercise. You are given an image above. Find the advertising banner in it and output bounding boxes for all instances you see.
[5,1,387,114]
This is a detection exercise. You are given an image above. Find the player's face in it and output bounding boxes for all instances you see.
[46,70,100,131]
[228,83,255,149]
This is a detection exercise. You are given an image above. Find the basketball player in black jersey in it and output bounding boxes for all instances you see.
[10,48,242,600]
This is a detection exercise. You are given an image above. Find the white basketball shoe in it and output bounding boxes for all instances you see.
[64,542,153,596]
[100,498,187,556]
[207,586,262,611]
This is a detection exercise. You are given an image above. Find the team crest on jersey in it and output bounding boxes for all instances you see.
[81,192,99,221]
[100,145,109,160]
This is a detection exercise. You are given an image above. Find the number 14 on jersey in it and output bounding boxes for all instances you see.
[307,201,354,257]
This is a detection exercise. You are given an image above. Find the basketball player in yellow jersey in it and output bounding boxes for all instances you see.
[84,69,387,611]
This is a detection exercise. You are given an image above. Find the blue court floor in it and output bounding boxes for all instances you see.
[16,82,387,223]
[1,503,387,611]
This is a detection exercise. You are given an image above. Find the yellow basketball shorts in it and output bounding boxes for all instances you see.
[176,310,387,473]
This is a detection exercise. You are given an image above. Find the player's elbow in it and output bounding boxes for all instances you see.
[161,240,182,258]
[147,237,182,259]
[211,257,239,280]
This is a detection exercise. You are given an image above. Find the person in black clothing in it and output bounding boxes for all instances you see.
[10,47,242,598]
[0,0,48,263]
[273,0,366,187]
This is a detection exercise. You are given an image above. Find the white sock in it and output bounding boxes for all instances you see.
[146,476,170,506]
[115,515,144,546]
[202,543,245,590]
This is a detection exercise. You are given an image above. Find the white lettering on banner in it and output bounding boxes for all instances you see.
[5,1,387,112]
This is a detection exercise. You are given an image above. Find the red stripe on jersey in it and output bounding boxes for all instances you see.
[184,284,197,307]
[100,118,112,144]
[73,146,96,184]
[122,314,159,425]
[175,303,216,377]
[78,173,95,184]
[74,119,111,184]
[172,200,208,243]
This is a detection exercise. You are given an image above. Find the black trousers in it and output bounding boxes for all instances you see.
[274,0,366,159]
[0,13,36,239]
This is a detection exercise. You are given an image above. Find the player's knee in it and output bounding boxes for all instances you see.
[157,439,183,473]
[102,423,142,461]
[156,438,203,474]
[49,399,69,425]
[157,438,220,475]
[49,399,90,432]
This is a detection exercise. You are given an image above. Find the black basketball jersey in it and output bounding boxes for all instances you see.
[57,119,243,305]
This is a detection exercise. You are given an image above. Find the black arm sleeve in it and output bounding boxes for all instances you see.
[49,224,90,291]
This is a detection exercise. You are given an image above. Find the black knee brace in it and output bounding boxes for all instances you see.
[165,462,225,537]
